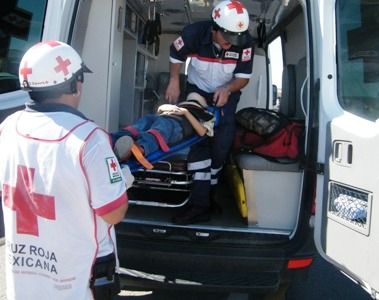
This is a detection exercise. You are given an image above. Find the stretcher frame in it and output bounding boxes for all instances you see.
[122,135,205,208]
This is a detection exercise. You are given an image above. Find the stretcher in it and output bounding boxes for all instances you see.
[120,106,221,208]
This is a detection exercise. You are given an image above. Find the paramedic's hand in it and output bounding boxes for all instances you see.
[121,165,134,190]
[213,86,230,107]
[165,80,180,104]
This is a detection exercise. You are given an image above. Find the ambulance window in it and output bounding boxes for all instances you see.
[0,0,47,94]
[336,0,379,121]
[268,37,283,110]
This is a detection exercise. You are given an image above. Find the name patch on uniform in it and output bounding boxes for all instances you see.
[106,157,122,183]
[242,48,252,62]
[225,51,239,59]
[174,36,185,51]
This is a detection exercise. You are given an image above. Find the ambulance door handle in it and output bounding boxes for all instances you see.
[334,142,342,163]
[333,141,353,166]
[347,143,353,165]
[117,6,123,32]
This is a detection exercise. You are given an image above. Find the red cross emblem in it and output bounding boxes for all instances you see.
[33,40,61,49]
[226,1,245,14]
[41,40,61,47]
[19,41,64,82]
[3,165,56,237]
[110,159,117,172]
[174,36,185,51]
[244,48,251,56]
[214,8,221,19]
[19,61,32,81]
[54,56,71,76]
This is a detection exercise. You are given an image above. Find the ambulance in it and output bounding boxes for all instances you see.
[1,0,378,298]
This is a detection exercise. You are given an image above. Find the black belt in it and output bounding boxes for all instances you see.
[161,114,195,138]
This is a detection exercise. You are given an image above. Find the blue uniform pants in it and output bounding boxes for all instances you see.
[187,92,240,206]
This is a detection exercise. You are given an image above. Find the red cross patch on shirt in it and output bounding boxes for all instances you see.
[106,157,122,183]
[242,47,252,62]
[174,36,185,51]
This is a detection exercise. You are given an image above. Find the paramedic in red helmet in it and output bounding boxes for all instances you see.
[0,40,128,299]
[166,0,254,225]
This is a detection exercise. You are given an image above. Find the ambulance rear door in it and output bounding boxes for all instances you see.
[314,0,379,298]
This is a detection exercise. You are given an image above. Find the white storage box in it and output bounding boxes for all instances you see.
[235,154,303,229]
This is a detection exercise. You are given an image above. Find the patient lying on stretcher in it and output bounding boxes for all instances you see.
[112,92,216,167]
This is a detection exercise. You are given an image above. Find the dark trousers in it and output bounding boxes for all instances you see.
[187,91,240,206]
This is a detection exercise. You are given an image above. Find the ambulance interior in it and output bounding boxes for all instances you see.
[73,0,310,239]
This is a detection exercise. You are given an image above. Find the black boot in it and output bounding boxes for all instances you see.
[172,205,211,225]
[209,200,223,214]
[209,187,222,214]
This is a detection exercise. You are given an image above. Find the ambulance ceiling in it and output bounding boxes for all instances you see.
[135,0,301,40]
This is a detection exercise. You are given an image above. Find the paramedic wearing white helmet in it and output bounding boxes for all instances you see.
[166,0,254,225]
[0,40,128,299]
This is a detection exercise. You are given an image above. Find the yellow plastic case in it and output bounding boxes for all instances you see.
[227,154,248,218]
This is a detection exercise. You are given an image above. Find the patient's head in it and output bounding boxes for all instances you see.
[186,92,208,107]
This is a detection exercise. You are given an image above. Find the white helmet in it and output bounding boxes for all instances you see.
[212,0,249,46]
[19,40,91,91]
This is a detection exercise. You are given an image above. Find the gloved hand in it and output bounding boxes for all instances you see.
[121,165,134,189]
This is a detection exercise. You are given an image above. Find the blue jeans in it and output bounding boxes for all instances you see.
[112,115,184,157]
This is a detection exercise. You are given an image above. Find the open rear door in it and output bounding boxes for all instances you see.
[314,0,379,298]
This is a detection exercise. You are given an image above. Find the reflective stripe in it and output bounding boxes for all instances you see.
[193,172,211,181]
[211,166,222,186]
[211,178,218,185]
[188,159,211,170]
[211,166,222,175]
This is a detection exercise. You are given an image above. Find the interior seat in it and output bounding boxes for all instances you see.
[230,57,307,229]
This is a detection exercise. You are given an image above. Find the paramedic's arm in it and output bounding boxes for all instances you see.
[83,129,129,225]
[165,62,183,104]
[101,201,128,225]
[213,77,250,107]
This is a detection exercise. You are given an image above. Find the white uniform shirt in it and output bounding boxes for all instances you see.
[0,109,127,300]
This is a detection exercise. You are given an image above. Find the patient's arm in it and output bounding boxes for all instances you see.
[157,104,207,136]
[182,109,207,136]
[171,108,207,136]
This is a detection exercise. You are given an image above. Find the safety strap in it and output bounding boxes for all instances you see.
[207,105,223,126]
[147,129,170,152]
[121,126,139,138]
[130,144,153,170]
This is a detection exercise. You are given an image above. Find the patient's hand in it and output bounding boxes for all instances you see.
[158,104,187,115]
[157,104,177,113]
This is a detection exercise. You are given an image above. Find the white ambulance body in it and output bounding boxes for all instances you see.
[1,0,378,297]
